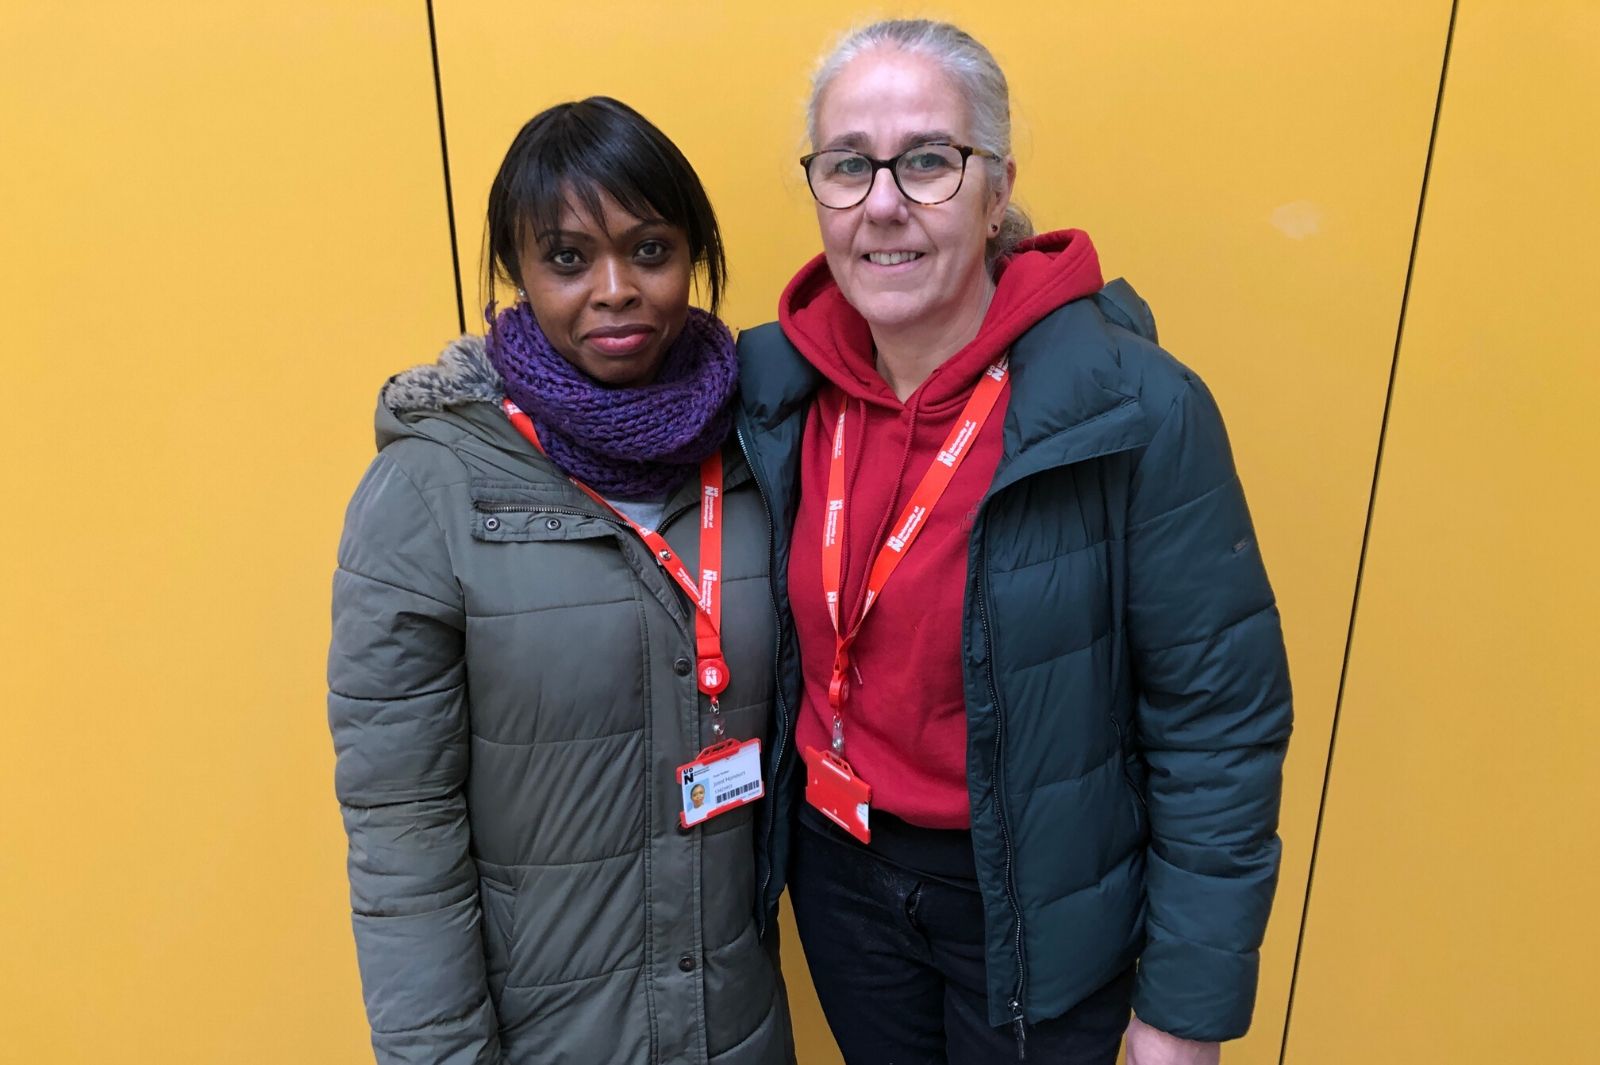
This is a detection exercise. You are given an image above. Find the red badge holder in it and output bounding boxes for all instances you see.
[677,737,764,829]
[802,745,872,843]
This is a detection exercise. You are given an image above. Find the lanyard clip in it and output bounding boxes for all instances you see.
[827,667,851,712]
[828,642,852,712]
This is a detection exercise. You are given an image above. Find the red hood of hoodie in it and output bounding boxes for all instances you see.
[777,228,1104,410]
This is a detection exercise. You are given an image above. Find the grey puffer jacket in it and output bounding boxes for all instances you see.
[327,337,794,1065]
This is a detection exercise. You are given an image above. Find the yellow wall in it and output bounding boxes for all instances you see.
[0,3,456,1061]
[1,2,1592,1063]
[1283,2,1600,1061]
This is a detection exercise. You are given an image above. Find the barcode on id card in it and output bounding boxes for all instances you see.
[715,780,760,805]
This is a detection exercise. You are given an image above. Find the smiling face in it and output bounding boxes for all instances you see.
[811,48,1013,340]
[517,186,693,388]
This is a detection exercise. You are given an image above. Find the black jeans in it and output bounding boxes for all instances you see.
[789,812,1133,1065]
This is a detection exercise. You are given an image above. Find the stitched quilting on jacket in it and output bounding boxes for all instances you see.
[328,337,794,1065]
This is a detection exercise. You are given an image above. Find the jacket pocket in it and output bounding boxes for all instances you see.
[471,501,619,544]
[478,872,518,989]
[1123,756,1148,836]
[469,476,628,543]
[1110,717,1148,836]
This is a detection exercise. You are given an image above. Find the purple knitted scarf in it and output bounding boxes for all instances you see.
[485,302,738,498]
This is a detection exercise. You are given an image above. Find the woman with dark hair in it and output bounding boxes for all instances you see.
[328,96,793,1065]
[735,20,1292,1065]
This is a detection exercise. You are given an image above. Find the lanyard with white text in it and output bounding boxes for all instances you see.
[503,398,731,729]
[820,356,1010,754]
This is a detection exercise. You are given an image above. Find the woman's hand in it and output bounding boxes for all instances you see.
[1124,1015,1221,1065]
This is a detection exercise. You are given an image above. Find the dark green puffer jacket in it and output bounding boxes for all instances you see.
[736,280,1292,1042]
[329,338,793,1064]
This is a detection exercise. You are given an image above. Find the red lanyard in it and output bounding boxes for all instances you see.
[821,357,1010,749]
[502,399,730,711]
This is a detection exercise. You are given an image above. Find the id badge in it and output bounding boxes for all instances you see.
[802,745,872,843]
[677,738,764,829]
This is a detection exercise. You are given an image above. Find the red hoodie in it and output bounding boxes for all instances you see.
[780,230,1105,828]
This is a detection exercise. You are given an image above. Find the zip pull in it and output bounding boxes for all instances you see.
[1010,998,1027,1061]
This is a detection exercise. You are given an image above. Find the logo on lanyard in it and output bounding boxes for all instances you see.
[701,484,719,528]
[885,504,928,553]
[936,419,980,467]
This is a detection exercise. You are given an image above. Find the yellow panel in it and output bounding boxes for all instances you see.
[435,4,1449,1061]
[1285,2,1600,1061]
[0,4,457,1064]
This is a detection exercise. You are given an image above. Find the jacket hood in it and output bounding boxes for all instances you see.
[373,335,519,453]
[776,228,1105,412]
[381,335,503,414]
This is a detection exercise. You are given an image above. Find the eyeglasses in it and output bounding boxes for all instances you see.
[800,141,1001,210]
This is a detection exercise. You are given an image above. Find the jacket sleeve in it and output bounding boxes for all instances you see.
[1124,374,1293,1042]
[327,451,501,1064]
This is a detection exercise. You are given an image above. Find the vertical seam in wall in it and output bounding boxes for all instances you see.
[1277,2,1459,1060]
[427,0,466,334]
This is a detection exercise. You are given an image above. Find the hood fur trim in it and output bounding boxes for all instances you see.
[381,335,504,413]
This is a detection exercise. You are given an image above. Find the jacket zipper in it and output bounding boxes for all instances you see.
[472,502,593,516]
[475,499,701,529]
[736,423,791,940]
[976,537,1030,1061]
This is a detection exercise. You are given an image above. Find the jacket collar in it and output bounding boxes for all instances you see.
[988,292,1152,494]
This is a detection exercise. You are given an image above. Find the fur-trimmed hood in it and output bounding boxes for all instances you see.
[371,334,526,456]
[381,334,503,414]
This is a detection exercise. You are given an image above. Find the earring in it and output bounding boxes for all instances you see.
[516,288,527,300]
[989,223,1000,235]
